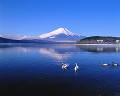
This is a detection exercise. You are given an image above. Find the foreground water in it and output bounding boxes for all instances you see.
[0,44,120,96]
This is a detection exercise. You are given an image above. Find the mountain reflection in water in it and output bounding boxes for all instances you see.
[76,45,120,52]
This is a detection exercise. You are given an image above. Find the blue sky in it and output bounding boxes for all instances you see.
[0,0,120,38]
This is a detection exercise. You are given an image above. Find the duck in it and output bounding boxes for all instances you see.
[112,62,118,66]
[75,63,79,71]
[101,63,108,66]
[62,63,69,69]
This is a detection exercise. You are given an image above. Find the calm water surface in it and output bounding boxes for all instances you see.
[0,44,120,96]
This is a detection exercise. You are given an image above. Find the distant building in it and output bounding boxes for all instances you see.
[116,40,120,43]
[97,40,103,42]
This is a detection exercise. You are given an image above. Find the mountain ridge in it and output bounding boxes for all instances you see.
[0,37,53,43]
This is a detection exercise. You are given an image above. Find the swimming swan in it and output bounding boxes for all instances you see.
[75,63,79,71]
[62,63,69,69]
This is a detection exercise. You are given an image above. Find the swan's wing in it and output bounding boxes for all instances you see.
[64,63,69,66]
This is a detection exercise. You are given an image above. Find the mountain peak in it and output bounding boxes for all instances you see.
[39,28,77,39]
[39,28,85,41]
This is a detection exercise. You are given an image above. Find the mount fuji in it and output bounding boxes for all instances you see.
[39,28,85,42]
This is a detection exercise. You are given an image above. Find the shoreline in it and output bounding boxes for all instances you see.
[76,44,120,46]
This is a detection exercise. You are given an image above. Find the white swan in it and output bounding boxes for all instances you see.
[62,63,69,69]
[75,63,79,71]
[112,62,118,66]
[101,63,108,66]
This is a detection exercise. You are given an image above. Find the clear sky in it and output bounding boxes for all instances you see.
[0,0,120,38]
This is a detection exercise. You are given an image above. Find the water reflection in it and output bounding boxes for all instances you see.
[0,44,78,60]
[39,48,71,60]
[1,44,120,60]
[1,44,120,53]
[76,45,120,52]
[75,70,78,76]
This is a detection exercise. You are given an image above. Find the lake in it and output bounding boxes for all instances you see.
[0,44,120,96]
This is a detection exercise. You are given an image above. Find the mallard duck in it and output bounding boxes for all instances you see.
[112,62,118,66]
[101,63,108,66]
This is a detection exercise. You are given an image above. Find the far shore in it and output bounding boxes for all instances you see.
[76,44,120,46]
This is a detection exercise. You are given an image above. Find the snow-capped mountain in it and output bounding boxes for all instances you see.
[39,28,85,41]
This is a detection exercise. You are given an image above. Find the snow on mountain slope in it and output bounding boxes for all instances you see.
[39,28,85,41]
[39,28,79,38]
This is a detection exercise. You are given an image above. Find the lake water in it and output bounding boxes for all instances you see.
[0,44,120,96]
